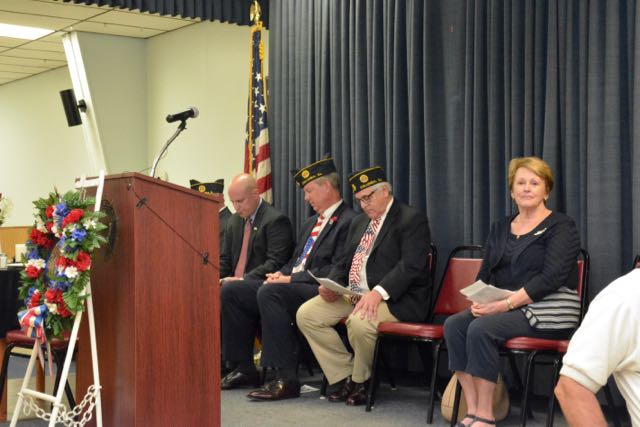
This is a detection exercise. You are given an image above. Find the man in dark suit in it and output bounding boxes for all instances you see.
[297,166,432,406]
[221,159,357,397]
[219,173,294,281]
[189,178,231,245]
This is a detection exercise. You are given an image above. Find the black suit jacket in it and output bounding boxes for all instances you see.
[477,211,580,302]
[218,206,231,250]
[220,201,295,280]
[329,199,432,322]
[280,202,357,284]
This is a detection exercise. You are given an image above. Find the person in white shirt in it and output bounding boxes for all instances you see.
[555,268,640,426]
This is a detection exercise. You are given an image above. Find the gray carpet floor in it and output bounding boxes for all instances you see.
[2,373,569,427]
[2,371,627,426]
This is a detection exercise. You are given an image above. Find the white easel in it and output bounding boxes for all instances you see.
[10,171,105,427]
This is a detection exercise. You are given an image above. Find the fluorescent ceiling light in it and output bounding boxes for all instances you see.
[0,23,54,40]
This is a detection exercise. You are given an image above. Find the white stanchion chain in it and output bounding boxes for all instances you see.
[19,385,101,427]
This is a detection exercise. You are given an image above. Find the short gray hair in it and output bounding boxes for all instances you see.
[369,181,392,195]
[315,172,341,191]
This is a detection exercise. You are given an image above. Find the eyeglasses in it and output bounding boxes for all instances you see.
[355,188,378,205]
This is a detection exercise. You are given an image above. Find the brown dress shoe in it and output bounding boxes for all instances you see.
[327,376,356,402]
[345,380,370,406]
[221,369,260,390]
[247,378,301,401]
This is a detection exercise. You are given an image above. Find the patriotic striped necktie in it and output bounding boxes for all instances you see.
[292,215,325,273]
[348,217,382,303]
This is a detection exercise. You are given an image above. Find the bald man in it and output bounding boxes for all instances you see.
[220,173,294,282]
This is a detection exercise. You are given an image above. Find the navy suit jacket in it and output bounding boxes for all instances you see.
[477,211,580,301]
[220,201,294,280]
[329,199,432,322]
[280,202,357,284]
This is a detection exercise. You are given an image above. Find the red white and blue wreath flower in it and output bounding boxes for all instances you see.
[18,190,106,341]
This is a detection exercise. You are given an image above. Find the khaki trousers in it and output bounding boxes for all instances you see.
[296,294,398,384]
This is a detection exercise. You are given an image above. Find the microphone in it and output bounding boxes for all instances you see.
[166,107,199,123]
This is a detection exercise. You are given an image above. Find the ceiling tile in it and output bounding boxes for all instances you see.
[71,21,164,38]
[0,36,26,48]
[3,48,66,61]
[0,53,65,67]
[90,10,197,31]
[0,70,29,79]
[0,62,50,73]
[21,40,66,52]
[0,11,76,31]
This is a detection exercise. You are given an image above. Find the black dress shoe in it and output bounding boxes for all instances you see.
[327,376,355,402]
[221,369,260,390]
[345,380,369,406]
[247,378,301,401]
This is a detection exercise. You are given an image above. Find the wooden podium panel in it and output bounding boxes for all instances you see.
[77,173,220,427]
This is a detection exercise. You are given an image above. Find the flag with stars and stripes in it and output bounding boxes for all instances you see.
[245,21,272,203]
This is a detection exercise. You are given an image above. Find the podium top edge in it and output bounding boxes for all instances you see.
[98,172,223,204]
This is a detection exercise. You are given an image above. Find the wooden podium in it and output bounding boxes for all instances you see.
[76,173,221,427]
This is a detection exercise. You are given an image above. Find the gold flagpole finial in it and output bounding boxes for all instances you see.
[250,1,262,26]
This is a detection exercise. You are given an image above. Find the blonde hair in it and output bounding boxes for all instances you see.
[508,157,554,193]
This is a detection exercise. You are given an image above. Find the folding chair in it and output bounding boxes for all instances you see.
[319,243,438,397]
[0,331,76,411]
[366,245,484,424]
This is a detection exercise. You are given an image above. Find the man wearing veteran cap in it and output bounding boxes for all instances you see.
[189,178,231,245]
[221,160,357,397]
[297,166,432,406]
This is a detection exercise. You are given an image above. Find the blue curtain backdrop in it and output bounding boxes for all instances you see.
[269,0,640,296]
[64,0,270,26]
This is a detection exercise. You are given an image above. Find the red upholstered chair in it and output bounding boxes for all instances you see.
[0,330,76,410]
[366,245,484,424]
[318,244,438,397]
[450,249,598,427]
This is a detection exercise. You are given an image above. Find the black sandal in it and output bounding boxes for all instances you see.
[470,416,496,426]
[456,414,476,427]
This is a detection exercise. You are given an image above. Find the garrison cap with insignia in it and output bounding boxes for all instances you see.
[189,178,224,194]
[348,166,386,193]
[291,158,337,187]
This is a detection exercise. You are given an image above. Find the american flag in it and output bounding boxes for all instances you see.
[245,22,272,203]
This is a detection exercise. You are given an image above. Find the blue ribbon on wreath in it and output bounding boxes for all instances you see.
[18,305,49,344]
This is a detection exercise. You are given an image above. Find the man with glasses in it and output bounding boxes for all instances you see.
[297,166,432,406]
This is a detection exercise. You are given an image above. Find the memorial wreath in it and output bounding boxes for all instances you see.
[18,190,106,341]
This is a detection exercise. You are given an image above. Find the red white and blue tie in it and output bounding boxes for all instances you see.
[292,215,325,273]
[348,217,381,303]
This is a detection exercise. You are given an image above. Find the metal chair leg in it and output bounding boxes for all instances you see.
[450,378,463,427]
[320,375,328,397]
[0,343,17,404]
[427,341,442,424]
[603,382,622,427]
[520,351,538,427]
[366,337,383,411]
[546,357,562,427]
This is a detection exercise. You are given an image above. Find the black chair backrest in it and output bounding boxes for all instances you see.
[427,243,438,286]
[576,248,590,323]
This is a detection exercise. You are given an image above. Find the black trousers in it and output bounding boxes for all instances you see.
[220,279,318,369]
[443,309,570,382]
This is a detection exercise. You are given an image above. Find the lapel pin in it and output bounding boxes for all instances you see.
[534,228,547,236]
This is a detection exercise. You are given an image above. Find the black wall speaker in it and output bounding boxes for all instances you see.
[60,88,83,127]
